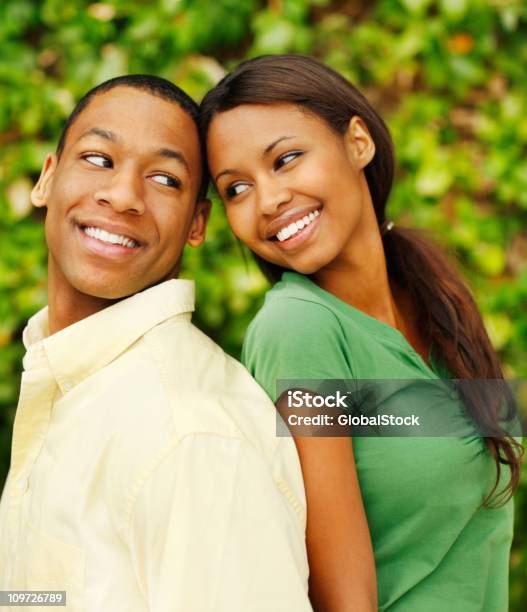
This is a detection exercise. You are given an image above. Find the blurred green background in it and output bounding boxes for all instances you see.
[0,0,526,606]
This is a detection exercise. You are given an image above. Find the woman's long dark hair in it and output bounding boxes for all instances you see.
[200,54,523,504]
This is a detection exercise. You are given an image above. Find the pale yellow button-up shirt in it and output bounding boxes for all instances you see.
[0,280,311,612]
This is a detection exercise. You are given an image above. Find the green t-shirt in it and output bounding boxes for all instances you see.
[242,271,513,612]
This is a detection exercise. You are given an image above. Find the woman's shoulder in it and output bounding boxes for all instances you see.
[242,273,355,394]
[247,271,346,342]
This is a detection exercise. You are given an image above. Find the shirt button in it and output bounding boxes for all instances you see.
[63,382,72,392]
[17,477,28,492]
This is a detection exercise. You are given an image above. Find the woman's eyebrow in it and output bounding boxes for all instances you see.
[263,135,294,156]
[214,135,296,182]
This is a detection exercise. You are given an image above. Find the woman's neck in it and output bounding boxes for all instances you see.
[311,216,430,364]
[313,248,398,327]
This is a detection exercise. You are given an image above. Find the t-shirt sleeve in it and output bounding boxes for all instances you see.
[242,297,353,402]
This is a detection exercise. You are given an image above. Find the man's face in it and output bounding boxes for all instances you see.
[32,86,209,300]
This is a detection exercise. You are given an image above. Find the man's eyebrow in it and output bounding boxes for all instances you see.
[155,148,190,175]
[77,127,119,144]
[214,135,295,182]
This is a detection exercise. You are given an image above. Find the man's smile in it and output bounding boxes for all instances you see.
[81,225,139,248]
[75,220,144,258]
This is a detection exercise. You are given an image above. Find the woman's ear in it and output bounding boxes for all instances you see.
[345,116,376,170]
[187,199,212,248]
[31,153,58,208]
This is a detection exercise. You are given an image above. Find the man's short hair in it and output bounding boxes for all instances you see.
[56,74,209,201]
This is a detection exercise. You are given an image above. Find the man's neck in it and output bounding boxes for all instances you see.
[47,258,116,335]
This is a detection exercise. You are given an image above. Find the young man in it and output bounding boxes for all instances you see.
[0,76,311,611]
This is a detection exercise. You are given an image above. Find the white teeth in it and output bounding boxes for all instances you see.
[287,222,298,236]
[275,209,321,242]
[83,226,138,248]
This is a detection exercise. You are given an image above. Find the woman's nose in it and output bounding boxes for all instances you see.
[257,177,293,215]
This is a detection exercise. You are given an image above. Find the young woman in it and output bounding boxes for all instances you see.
[199,55,522,611]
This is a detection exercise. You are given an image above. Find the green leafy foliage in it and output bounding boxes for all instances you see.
[0,0,526,605]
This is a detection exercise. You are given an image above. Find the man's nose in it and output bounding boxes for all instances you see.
[257,177,293,215]
[93,167,145,215]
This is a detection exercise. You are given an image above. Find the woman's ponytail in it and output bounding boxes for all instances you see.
[383,225,523,504]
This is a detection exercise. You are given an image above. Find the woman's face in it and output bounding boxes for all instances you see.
[207,103,375,276]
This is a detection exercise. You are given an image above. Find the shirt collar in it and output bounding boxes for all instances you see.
[23,279,195,393]
[23,307,50,349]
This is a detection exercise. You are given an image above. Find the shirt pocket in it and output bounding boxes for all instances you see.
[18,520,85,612]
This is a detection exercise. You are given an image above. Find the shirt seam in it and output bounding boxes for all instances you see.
[272,440,307,526]
[142,318,193,400]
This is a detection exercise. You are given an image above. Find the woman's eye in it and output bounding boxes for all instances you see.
[226,183,250,198]
[275,151,302,169]
[151,174,181,189]
[83,154,112,168]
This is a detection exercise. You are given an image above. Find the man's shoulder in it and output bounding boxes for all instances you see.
[141,317,280,451]
[145,316,259,394]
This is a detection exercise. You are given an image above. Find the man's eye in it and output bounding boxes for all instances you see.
[226,183,249,198]
[275,151,302,170]
[83,154,112,168]
[151,174,181,189]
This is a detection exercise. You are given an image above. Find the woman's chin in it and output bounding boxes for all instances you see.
[281,257,327,276]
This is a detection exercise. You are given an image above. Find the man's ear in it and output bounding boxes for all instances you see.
[31,153,58,208]
[187,199,212,248]
[345,116,376,170]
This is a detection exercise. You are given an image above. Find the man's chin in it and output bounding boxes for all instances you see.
[72,273,178,302]
[72,279,148,302]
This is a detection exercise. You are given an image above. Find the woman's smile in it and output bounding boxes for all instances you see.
[268,207,321,251]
